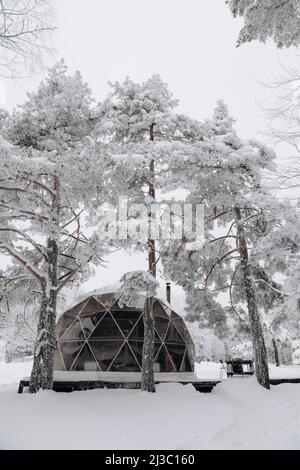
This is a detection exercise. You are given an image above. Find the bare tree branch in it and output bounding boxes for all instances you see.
[0,0,56,77]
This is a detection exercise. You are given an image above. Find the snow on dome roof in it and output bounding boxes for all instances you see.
[62,291,174,317]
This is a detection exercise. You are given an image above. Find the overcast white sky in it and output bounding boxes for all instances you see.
[1,1,298,137]
[1,0,299,305]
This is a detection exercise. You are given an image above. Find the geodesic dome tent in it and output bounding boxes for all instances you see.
[54,292,195,373]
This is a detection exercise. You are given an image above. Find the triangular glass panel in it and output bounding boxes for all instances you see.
[165,322,185,344]
[154,344,162,361]
[128,341,143,368]
[128,317,144,340]
[153,300,169,318]
[155,331,161,342]
[165,344,186,372]
[111,311,141,338]
[109,342,140,372]
[171,313,191,343]
[127,316,161,341]
[129,341,161,368]
[60,319,85,341]
[89,312,124,339]
[64,300,88,317]
[80,297,106,316]
[159,300,173,318]
[154,344,175,372]
[89,340,123,371]
[53,348,65,371]
[72,343,100,371]
[117,294,145,311]
[80,312,106,339]
[59,341,85,370]
[94,293,120,310]
[180,350,193,372]
[59,314,76,338]
[164,306,173,318]
[154,341,162,357]
[154,317,170,341]
[109,301,120,310]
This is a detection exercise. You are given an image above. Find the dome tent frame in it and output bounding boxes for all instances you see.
[54,292,195,374]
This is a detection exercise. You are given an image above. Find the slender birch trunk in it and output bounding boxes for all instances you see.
[286,340,293,365]
[234,207,270,389]
[141,296,156,393]
[281,340,293,365]
[272,338,280,367]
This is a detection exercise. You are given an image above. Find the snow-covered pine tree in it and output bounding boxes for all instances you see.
[227,0,300,48]
[267,254,300,362]
[260,64,300,351]
[99,75,176,277]
[97,76,202,392]
[0,61,110,392]
[160,100,300,389]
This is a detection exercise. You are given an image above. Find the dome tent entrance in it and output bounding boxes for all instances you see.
[54,292,195,374]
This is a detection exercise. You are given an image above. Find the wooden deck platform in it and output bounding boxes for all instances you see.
[270,378,300,385]
[18,371,221,394]
[228,374,300,385]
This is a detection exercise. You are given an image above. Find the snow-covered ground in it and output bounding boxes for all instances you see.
[0,360,32,387]
[0,361,300,450]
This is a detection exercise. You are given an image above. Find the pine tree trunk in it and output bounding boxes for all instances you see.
[234,207,270,389]
[141,296,156,393]
[29,176,60,393]
[29,261,58,393]
[141,123,157,393]
[148,123,156,278]
[272,338,280,367]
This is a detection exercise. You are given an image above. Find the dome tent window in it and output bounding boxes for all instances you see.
[54,292,195,374]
